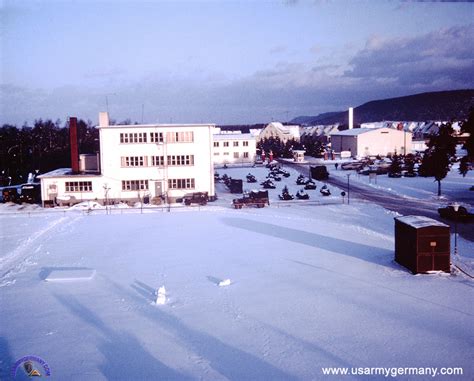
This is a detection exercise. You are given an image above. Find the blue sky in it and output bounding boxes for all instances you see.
[1,0,473,125]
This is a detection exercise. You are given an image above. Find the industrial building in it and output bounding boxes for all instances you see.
[330,127,412,158]
[38,113,216,206]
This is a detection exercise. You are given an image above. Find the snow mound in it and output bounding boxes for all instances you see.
[155,285,167,305]
[43,268,96,282]
[68,201,104,210]
[218,278,231,287]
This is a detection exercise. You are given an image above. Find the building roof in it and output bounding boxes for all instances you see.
[330,128,377,136]
[395,215,449,229]
[37,168,102,179]
[213,133,254,141]
[98,123,216,129]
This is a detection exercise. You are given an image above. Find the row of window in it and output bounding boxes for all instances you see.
[122,179,195,191]
[64,179,196,192]
[120,155,194,167]
[65,181,93,192]
[120,131,194,144]
[213,152,249,158]
[214,141,249,147]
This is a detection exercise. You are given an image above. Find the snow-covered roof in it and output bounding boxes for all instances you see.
[213,133,254,141]
[395,215,449,229]
[37,168,101,179]
[98,123,216,129]
[330,128,376,136]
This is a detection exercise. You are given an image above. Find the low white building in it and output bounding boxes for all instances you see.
[39,113,216,205]
[330,127,412,157]
[212,132,256,166]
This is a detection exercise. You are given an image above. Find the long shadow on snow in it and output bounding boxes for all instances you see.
[38,267,94,281]
[223,217,394,268]
[117,280,298,381]
[0,337,15,380]
[54,294,191,381]
[290,259,474,346]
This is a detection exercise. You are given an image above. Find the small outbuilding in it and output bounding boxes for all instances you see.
[394,215,450,274]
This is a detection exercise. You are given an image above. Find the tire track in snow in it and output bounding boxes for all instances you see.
[0,215,81,285]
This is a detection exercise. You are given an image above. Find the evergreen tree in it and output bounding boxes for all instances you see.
[404,154,416,175]
[388,154,402,175]
[459,108,473,177]
[419,123,456,196]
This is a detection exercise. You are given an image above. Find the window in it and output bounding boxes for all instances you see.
[233,141,239,147]
[243,152,249,158]
[213,152,220,156]
[166,131,194,143]
[243,141,249,147]
[168,178,195,189]
[151,156,164,166]
[167,155,194,166]
[233,152,239,159]
[65,181,92,192]
[120,132,147,143]
[122,180,149,191]
[223,142,229,147]
[150,132,164,143]
[214,142,219,147]
[121,156,147,167]
[223,152,229,156]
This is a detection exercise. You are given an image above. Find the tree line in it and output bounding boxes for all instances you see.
[0,119,99,185]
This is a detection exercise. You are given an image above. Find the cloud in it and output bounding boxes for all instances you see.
[344,24,474,91]
[269,45,288,55]
[2,24,473,126]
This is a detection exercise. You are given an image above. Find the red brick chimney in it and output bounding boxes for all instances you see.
[70,117,80,173]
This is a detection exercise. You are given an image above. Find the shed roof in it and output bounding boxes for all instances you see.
[330,128,376,136]
[395,215,449,229]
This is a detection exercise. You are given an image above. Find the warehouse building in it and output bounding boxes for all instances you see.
[330,127,412,158]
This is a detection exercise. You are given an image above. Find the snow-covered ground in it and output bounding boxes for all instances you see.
[1,164,473,380]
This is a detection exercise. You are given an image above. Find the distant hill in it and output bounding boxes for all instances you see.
[291,89,474,126]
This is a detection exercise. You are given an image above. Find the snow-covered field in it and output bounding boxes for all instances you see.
[1,164,473,380]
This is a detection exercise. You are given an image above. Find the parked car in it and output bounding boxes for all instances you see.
[437,205,474,222]
[304,181,317,190]
[320,185,331,196]
[296,174,309,185]
[260,179,276,189]
[296,189,309,200]
[183,192,209,206]
[279,186,294,201]
[246,174,257,183]
[388,172,402,178]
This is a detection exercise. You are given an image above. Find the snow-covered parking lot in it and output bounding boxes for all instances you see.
[1,164,473,380]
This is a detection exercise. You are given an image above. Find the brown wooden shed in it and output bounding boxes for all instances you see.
[394,215,450,274]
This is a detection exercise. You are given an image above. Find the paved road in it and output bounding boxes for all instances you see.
[284,161,474,242]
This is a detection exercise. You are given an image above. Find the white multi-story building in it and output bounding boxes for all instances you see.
[39,113,216,205]
[212,131,256,166]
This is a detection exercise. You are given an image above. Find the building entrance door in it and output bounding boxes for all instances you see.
[155,181,163,197]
